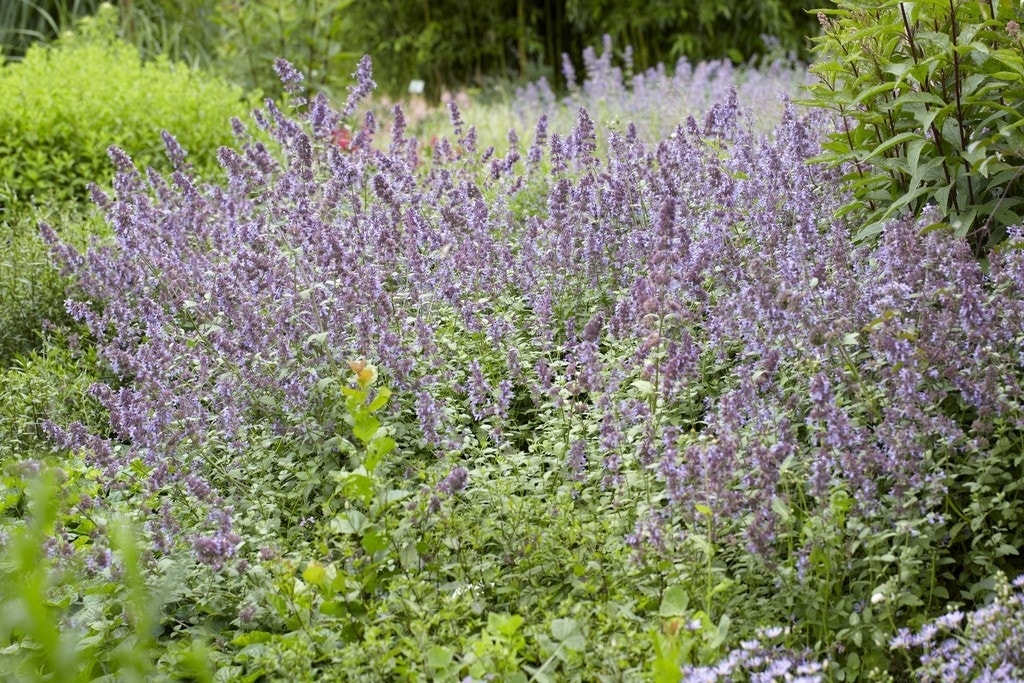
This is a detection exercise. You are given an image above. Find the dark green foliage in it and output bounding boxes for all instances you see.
[328,0,825,100]
[805,0,1024,255]
[0,0,100,61]
[4,1,824,102]
[1,0,221,69]
[0,5,252,213]
[565,0,824,67]
[213,0,360,100]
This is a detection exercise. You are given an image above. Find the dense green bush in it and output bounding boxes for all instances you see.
[0,4,251,213]
[0,333,110,454]
[806,0,1024,255]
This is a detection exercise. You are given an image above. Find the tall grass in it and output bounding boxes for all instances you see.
[1,0,219,69]
[0,0,100,60]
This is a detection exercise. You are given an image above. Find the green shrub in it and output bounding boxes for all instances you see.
[0,465,186,683]
[806,0,1024,255]
[0,3,252,213]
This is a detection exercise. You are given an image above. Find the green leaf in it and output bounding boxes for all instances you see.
[364,436,396,473]
[367,385,391,412]
[708,614,731,650]
[320,599,348,617]
[306,331,329,347]
[230,631,273,647]
[331,509,369,534]
[996,543,1019,557]
[898,592,924,608]
[399,542,420,570]
[709,578,735,599]
[426,645,454,670]
[631,379,655,396]
[340,386,364,401]
[343,473,375,506]
[488,612,524,636]
[360,529,387,555]
[551,617,586,652]
[864,131,924,162]
[659,585,690,617]
[302,561,327,587]
[352,415,380,445]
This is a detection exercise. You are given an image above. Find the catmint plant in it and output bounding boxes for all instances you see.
[33,41,1024,681]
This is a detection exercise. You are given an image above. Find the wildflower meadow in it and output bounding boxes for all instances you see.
[2,1,1024,681]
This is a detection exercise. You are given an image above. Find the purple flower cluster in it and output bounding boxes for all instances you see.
[682,628,826,683]
[428,466,470,513]
[892,573,1024,682]
[514,35,810,142]
[41,48,1024,580]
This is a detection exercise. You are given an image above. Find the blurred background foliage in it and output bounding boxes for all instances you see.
[1,0,825,101]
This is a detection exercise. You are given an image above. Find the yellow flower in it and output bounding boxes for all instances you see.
[348,358,378,388]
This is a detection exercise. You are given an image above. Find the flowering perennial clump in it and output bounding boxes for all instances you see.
[36,50,1024,678]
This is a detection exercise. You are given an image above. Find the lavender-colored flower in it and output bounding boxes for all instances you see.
[194,530,241,571]
[566,439,588,481]
[437,466,469,497]
[273,58,304,95]
[340,55,375,119]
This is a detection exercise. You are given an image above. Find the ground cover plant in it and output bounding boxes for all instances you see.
[3,10,1024,682]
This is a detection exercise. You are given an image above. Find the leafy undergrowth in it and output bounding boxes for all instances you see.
[2,49,1024,683]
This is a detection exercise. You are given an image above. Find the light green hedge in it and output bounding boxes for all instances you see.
[0,4,252,214]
